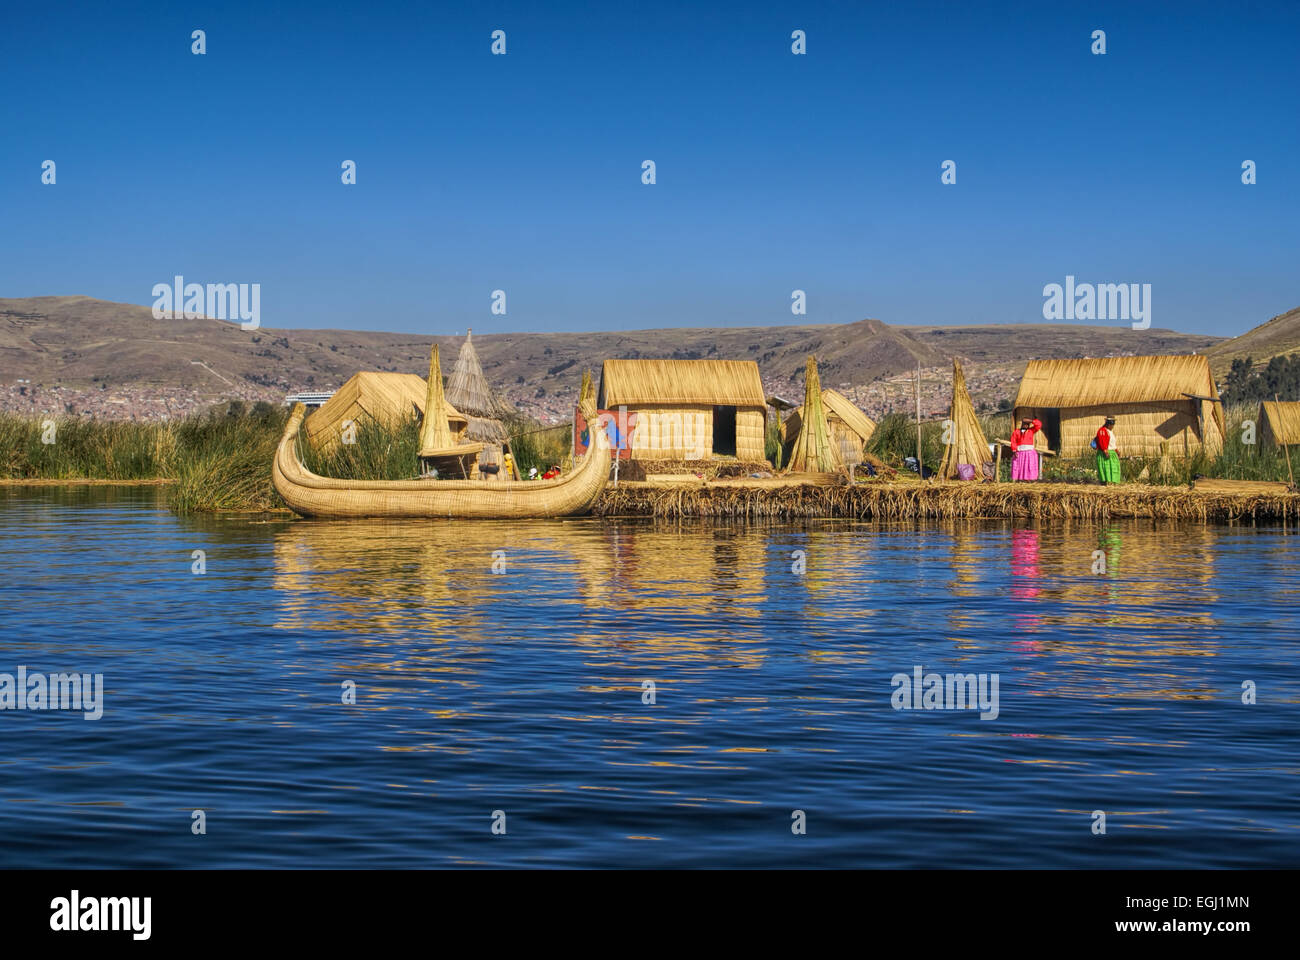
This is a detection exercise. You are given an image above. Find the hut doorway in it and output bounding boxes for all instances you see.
[1042,408,1061,452]
[712,405,737,457]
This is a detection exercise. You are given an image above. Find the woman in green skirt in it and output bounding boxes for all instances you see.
[1095,416,1121,484]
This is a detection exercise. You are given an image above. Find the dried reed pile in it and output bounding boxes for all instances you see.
[593,480,1300,522]
[938,358,992,478]
[784,356,842,472]
[418,343,453,454]
[1190,478,1293,495]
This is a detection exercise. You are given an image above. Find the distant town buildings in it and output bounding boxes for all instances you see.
[284,391,335,408]
[2,352,1145,424]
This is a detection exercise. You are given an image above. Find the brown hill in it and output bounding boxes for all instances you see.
[1206,305,1300,375]
[0,295,1226,421]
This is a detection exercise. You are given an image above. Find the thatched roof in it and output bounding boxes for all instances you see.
[446,330,508,441]
[446,330,504,417]
[305,372,466,446]
[1260,400,1300,446]
[784,357,843,473]
[1016,355,1219,407]
[599,359,765,407]
[781,389,876,445]
[939,359,992,478]
[821,390,876,440]
[418,344,458,456]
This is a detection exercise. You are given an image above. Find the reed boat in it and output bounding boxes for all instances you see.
[273,401,612,519]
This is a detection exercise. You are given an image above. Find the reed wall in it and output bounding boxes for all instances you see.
[627,404,766,461]
[1015,400,1224,458]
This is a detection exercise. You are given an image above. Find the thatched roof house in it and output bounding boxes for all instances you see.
[304,371,467,450]
[446,330,509,442]
[597,358,766,461]
[781,389,877,462]
[1013,354,1225,458]
[1258,400,1300,449]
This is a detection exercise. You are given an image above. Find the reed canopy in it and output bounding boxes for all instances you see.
[1258,400,1300,449]
[446,330,509,443]
[596,358,767,460]
[784,356,844,473]
[939,359,992,478]
[304,371,467,450]
[418,343,484,462]
[1013,354,1225,458]
[781,389,877,462]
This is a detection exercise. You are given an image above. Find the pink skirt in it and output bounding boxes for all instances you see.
[1011,449,1040,481]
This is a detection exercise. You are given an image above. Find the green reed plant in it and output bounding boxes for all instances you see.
[764,416,784,470]
[868,412,1008,473]
[0,413,179,479]
[299,414,422,480]
[506,416,571,475]
[167,404,288,512]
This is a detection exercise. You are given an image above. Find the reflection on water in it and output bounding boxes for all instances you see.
[0,484,1298,868]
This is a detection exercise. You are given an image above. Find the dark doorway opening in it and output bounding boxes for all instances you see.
[1042,408,1062,452]
[712,405,737,457]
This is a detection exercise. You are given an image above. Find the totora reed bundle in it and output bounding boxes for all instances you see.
[784,356,843,473]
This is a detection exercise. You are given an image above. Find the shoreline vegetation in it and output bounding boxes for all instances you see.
[2,402,1298,522]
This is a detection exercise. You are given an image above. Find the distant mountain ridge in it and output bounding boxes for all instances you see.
[0,295,1254,421]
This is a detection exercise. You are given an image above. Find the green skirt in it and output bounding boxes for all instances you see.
[1096,450,1121,484]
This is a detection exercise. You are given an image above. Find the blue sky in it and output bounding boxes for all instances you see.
[1,0,1296,336]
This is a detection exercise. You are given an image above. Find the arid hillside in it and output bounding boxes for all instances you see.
[0,295,1227,421]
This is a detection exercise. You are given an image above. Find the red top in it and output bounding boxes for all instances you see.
[1011,419,1041,448]
[1096,427,1113,453]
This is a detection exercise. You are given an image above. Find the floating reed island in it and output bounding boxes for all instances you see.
[10,341,1298,525]
[592,354,1300,523]
[594,477,1300,522]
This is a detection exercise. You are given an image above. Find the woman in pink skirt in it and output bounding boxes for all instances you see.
[1010,417,1042,481]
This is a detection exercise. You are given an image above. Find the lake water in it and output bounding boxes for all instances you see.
[1,485,1297,868]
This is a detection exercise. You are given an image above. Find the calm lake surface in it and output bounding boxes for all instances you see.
[1,485,1297,868]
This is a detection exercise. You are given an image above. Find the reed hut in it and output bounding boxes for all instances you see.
[597,358,767,461]
[1258,400,1300,450]
[446,330,509,443]
[1012,354,1225,458]
[939,359,992,479]
[304,371,468,450]
[781,389,877,462]
[785,357,844,473]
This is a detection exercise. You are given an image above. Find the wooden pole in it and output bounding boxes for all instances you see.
[503,437,519,481]
[915,361,923,479]
[995,441,1003,482]
[1277,394,1295,488]
[949,358,959,480]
